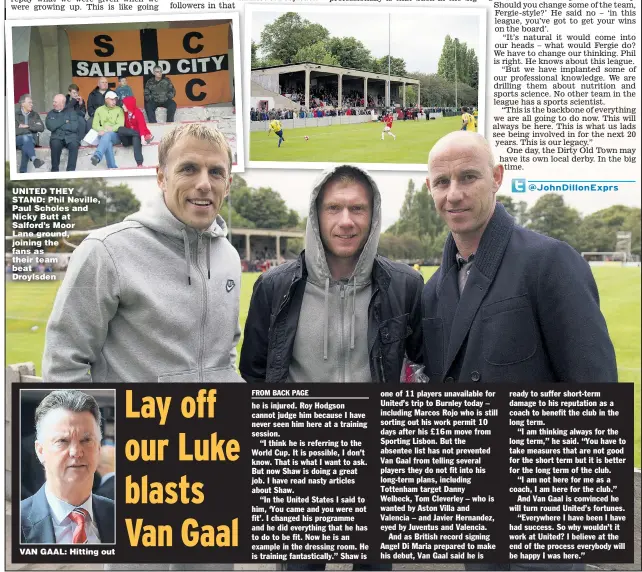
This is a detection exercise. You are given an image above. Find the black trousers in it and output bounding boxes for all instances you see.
[50,139,79,172]
[117,127,143,166]
[145,99,177,123]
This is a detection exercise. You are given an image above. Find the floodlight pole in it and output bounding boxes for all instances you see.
[387,13,391,108]
[455,42,458,109]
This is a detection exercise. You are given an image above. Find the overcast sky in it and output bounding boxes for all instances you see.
[120,170,640,233]
[251,9,483,75]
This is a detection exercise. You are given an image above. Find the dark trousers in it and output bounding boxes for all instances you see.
[16,134,36,173]
[145,99,177,123]
[117,127,143,166]
[50,139,79,172]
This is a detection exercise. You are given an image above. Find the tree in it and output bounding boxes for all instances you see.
[372,55,407,76]
[527,194,582,250]
[496,195,528,226]
[405,85,417,106]
[233,186,299,229]
[292,41,340,66]
[437,35,455,82]
[327,37,373,71]
[251,41,259,69]
[577,205,641,256]
[259,13,330,65]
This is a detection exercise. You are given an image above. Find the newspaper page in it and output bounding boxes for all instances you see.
[2,0,640,569]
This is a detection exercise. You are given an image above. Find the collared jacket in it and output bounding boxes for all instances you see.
[45,107,81,144]
[241,252,423,383]
[421,203,617,384]
[240,165,423,383]
[144,76,176,104]
[65,94,87,118]
[15,106,44,144]
[87,87,106,118]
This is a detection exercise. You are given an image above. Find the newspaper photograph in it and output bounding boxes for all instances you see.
[2,0,640,570]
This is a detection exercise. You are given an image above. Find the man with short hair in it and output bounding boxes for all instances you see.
[43,124,243,383]
[461,106,475,131]
[87,77,110,119]
[15,94,45,173]
[241,165,423,385]
[46,94,81,172]
[144,66,177,123]
[90,91,124,169]
[65,83,89,136]
[20,390,114,544]
[422,131,616,386]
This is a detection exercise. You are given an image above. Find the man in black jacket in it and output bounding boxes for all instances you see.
[15,94,45,173]
[87,77,110,121]
[65,83,89,138]
[241,165,423,385]
[421,130,617,388]
[45,94,81,172]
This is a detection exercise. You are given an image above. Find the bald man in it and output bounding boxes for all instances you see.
[421,131,616,389]
[45,94,82,172]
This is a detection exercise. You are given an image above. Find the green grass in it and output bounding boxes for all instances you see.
[6,266,640,466]
[250,116,461,164]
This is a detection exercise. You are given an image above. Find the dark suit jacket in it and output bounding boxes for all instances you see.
[421,203,617,384]
[20,484,115,544]
[95,474,114,500]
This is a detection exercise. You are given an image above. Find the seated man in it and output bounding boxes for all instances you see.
[144,66,177,123]
[91,91,124,169]
[65,83,89,139]
[15,94,45,173]
[45,94,81,172]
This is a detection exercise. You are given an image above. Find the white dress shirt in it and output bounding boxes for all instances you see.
[45,486,102,544]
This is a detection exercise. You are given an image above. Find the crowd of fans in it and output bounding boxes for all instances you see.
[14,67,177,173]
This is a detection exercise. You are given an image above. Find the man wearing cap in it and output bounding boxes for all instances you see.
[91,91,124,169]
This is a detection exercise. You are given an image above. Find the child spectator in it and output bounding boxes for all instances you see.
[117,96,153,168]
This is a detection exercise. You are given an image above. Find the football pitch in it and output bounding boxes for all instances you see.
[249,116,462,164]
[5,266,641,466]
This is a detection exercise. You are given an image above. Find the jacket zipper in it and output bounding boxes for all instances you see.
[373,300,386,383]
[196,234,207,383]
[378,351,387,383]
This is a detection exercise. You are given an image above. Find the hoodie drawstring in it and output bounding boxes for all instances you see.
[323,277,329,360]
[206,238,211,279]
[181,229,191,285]
[350,277,356,350]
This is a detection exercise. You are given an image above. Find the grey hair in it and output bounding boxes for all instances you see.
[19,94,32,104]
[35,390,102,442]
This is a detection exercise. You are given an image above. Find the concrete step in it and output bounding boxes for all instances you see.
[37,117,236,149]
[25,142,161,172]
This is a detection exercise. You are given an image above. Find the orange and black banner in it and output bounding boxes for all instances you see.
[67,24,232,107]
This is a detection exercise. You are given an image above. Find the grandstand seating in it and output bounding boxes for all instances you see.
[16,105,237,173]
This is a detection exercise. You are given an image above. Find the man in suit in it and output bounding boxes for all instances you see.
[421,131,618,571]
[422,130,617,385]
[21,390,115,544]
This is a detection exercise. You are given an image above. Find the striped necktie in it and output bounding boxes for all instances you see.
[68,507,90,543]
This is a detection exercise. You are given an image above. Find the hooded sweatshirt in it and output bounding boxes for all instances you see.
[122,96,151,138]
[288,165,382,382]
[42,191,243,383]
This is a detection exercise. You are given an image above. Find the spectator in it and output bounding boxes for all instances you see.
[15,93,45,173]
[115,76,133,104]
[91,91,124,169]
[118,95,154,168]
[87,77,110,120]
[144,66,177,123]
[45,94,81,172]
[65,83,89,137]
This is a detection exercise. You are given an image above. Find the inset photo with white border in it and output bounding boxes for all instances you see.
[245,3,486,171]
[19,387,116,545]
[7,13,244,180]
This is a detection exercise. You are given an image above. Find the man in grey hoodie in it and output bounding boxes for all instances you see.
[43,123,243,383]
[241,165,423,385]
